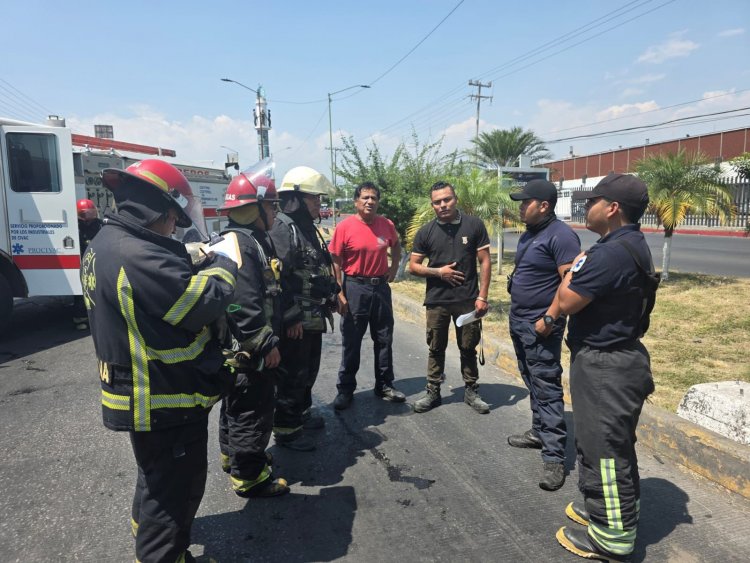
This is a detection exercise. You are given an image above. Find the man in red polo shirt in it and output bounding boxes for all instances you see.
[329,182,406,410]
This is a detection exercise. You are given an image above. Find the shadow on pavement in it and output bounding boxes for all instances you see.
[194,486,356,562]
[0,297,89,364]
[635,477,692,561]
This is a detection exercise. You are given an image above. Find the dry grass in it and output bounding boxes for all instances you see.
[393,257,750,412]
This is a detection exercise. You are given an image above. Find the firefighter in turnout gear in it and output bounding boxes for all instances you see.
[73,198,102,330]
[269,166,339,451]
[83,159,238,563]
[217,158,290,498]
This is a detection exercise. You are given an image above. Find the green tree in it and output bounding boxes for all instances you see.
[405,167,519,271]
[469,127,551,169]
[635,149,736,280]
[337,131,458,240]
[730,152,750,180]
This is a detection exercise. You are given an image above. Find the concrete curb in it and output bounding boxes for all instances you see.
[569,223,748,238]
[391,291,750,500]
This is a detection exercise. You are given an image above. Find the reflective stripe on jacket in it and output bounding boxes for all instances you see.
[84,214,237,432]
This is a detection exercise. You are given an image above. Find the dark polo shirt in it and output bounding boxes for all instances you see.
[412,213,490,306]
[510,218,580,322]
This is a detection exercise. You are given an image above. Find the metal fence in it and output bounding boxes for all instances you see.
[569,178,750,229]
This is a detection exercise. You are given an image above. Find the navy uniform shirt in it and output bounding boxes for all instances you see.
[510,218,580,321]
[412,213,490,306]
[567,224,654,348]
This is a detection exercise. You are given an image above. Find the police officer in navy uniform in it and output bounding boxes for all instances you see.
[555,173,655,562]
[505,179,580,491]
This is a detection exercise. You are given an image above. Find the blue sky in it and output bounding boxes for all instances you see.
[1,0,748,179]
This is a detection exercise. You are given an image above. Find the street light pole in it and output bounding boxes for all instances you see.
[327,84,370,226]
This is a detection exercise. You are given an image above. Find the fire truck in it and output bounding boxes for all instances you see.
[0,116,231,333]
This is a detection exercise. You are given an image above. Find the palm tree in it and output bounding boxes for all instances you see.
[635,149,735,281]
[469,127,551,169]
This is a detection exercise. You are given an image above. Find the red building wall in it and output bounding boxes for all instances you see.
[543,126,750,181]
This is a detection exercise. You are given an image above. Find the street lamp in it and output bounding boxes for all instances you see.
[221,145,240,172]
[221,78,271,161]
[328,84,370,225]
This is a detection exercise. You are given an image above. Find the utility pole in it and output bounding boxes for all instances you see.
[468,80,492,140]
[325,146,345,226]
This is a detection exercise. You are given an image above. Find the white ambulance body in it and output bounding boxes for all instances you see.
[0,117,230,332]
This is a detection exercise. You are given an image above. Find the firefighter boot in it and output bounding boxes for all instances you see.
[413,384,441,413]
[566,500,590,526]
[464,384,490,414]
[274,430,316,451]
[302,408,325,430]
[556,526,632,562]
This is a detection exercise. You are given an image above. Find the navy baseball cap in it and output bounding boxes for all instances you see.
[509,179,558,203]
[582,173,649,219]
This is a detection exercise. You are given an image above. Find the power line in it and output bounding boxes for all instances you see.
[368,0,465,87]
[540,88,750,137]
[369,0,673,141]
[544,106,750,143]
[0,79,54,117]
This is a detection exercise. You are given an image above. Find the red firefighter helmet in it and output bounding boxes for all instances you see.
[101,159,194,228]
[218,158,279,213]
[77,199,98,222]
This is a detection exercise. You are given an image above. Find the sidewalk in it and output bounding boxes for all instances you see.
[569,222,748,237]
[391,291,750,501]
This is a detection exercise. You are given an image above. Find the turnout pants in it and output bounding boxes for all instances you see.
[129,417,208,563]
[570,342,654,557]
[274,331,323,433]
[509,317,567,463]
[336,278,395,393]
[425,300,481,387]
[219,368,275,489]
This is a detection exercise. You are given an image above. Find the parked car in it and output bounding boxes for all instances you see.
[319,205,333,219]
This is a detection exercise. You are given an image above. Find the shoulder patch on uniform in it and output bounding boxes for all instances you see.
[571,255,587,272]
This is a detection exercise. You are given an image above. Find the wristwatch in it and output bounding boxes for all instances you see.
[543,315,554,327]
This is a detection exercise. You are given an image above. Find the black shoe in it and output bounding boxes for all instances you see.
[275,432,316,451]
[374,385,406,402]
[413,385,441,413]
[539,461,565,491]
[464,385,490,414]
[334,392,353,410]
[507,429,543,449]
[566,500,590,526]
[556,526,631,562]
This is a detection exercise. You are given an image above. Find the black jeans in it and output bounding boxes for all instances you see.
[336,278,394,393]
[570,342,654,556]
[219,368,275,483]
[274,331,322,431]
[130,417,208,563]
[425,300,481,386]
[509,317,567,463]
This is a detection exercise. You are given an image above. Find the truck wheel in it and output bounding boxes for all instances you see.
[0,275,12,334]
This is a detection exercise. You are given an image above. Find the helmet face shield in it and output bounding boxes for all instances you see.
[219,157,278,213]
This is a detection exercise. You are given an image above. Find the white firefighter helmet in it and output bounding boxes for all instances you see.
[279,166,335,197]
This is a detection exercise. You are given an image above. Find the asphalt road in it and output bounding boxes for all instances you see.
[2,299,750,562]
[498,229,750,278]
[321,217,750,278]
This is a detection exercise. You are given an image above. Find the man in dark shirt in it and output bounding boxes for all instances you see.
[409,181,492,414]
[555,173,655,562]
[506,179,580,492]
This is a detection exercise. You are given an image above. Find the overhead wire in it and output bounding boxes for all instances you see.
[369,0,674,141]
[544,106,750,143]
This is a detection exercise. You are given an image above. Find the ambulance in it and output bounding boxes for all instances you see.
[0,116,230,332]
